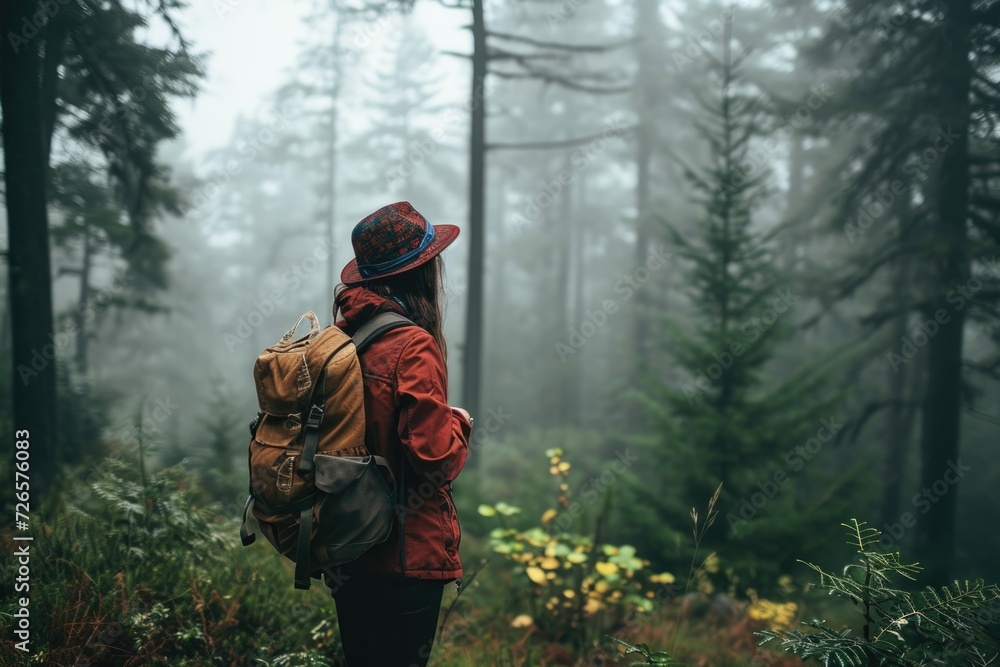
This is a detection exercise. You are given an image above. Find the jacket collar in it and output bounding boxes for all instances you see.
[334,285,406,332]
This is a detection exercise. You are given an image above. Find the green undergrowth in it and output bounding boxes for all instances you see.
[0,456,339,666]
[0,454,876,667]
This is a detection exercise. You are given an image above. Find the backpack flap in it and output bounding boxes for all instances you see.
[313,454,396,495]
[253,351,312,416]
[311,454,397,568]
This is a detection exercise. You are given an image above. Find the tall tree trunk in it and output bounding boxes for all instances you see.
[40,15,64,166]
[568,172,585,425]
[542,200,562,426]
[485,168,507,405]
[75,220,93,375]
[2,0,58,496]
[326,15,343,311]
[628,0,662,424]
[490,171,508,315]
[784,132,805,273]
[0,271,11,354]
[915,0,972,585]
[632,97,652,389]
[462,0,487,453]
[555,157,573,424]
[881,183,919,527]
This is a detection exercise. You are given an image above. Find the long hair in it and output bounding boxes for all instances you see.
[366,255,448,362]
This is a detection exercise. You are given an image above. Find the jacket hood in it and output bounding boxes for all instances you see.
[334,285,405,332]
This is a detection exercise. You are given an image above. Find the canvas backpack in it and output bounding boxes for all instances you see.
[239,309,414,589]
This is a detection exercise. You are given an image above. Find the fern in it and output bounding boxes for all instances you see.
[758,519,1000,666]
[66,455,232,582]
[606,637,687,666]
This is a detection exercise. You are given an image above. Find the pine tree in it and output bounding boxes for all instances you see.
[797,0,1000,584]
[50,159,172,377]
[0,0,202,493]
[759,519,1000,666]
[623,26,847,585]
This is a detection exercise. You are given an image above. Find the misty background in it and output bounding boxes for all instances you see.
[3,0,1000,664]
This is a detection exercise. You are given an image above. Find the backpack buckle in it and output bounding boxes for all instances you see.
[249,411,264,437]
[306,404,324,429]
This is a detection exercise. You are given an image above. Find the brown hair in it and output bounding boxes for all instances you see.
[365,255,448,362]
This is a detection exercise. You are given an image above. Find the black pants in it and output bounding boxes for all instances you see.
[327,573,445,667]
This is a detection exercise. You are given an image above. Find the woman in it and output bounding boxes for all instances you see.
[326,201,472,667]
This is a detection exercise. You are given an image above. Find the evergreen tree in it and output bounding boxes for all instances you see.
[759,519,1000,666]
[798,0,1000,583]
[623,29,848,587]
[0,0,202,493]
[49,159,172,377]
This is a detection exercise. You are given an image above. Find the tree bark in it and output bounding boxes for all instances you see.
[914,0,973,585]
[568,171,585,425]
[555,156,573,424]
[2,0,59,496]
[462,0,487,455]
[75,219,92,375]
[326,15,343,312]
[39,12,64,167]
[881,182,920,527]
[628,0,662,424]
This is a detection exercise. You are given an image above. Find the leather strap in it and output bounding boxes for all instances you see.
[240,495,256,546]
[371,454,395,493]
[297,383,326,475]
[294,503,314,589]
[352,311,414,352]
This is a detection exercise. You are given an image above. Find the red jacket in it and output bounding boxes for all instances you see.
[334,286,470,580]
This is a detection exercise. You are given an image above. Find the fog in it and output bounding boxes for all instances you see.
[3,0,999,664]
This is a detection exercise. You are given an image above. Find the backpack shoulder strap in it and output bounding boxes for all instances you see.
[351,311,415,353]
[298,311,414,475]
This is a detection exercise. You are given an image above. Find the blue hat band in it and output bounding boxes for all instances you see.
[357,224,436,278]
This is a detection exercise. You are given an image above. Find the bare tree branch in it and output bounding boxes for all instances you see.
[489,68,631,95]
[487,125,634,151]
[486,29,633,53]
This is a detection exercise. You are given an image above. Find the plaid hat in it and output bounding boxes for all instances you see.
[340,202,459,286]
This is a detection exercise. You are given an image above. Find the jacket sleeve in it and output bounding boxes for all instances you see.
[394,331,470,483]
